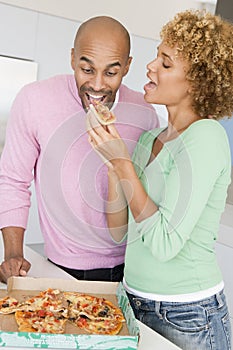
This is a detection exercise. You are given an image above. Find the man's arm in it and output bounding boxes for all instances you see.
[0,226,31,283]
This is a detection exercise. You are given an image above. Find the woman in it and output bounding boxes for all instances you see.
[88,10,233,350]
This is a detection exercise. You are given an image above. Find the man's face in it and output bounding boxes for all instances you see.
[71,33,132,111]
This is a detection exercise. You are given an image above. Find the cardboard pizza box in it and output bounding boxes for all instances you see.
[0,277,139,349]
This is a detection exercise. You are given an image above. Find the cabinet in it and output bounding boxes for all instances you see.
[34,13,78,80]
[0,3,38,60]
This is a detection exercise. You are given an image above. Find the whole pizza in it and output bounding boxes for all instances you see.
[0,288,125,335]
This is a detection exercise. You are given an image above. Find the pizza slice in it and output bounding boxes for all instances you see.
[75,316,123,335]
[63,291,83,319]
[21,288,67,316]
[94,298,125,323]
[89,102,116,125]
[64,291,125,335]
[0,296,21,314]
[79,295,124,322]
[15,309,67,334]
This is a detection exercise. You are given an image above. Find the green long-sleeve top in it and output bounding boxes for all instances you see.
[124,119,231,295]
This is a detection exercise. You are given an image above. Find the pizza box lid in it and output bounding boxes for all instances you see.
[0,277,139,349]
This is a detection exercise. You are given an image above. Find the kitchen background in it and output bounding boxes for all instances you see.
[0,0,232,327]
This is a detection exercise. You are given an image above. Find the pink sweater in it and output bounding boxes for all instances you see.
[0,75,159,269]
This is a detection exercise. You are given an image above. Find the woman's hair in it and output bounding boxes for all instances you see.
[160,10,233,119]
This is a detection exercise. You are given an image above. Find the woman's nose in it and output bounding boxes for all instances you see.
[147,58,158,72]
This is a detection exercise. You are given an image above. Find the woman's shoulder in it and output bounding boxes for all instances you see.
[182,119,229,145]
[180,119,231,164]
[185,119,226,135]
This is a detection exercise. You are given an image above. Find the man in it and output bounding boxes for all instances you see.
[0,16,159,283]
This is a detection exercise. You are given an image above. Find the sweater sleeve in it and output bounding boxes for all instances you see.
[134,121,231,261]
[0,85,40,229]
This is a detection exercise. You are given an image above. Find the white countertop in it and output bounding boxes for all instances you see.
[0,245,181,350]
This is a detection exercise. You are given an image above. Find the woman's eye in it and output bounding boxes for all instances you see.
[163,63,170,69]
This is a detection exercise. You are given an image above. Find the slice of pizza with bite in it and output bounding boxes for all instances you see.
[89,102,116,125]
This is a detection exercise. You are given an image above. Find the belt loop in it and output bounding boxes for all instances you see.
[155,301,163,319]
[216,291,224,308]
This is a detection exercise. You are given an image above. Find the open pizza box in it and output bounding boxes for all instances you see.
[0,277,140,349]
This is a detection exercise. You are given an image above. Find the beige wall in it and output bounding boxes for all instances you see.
[0,0,216,39]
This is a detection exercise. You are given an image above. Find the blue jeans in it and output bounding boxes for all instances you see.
[127,290,232,350]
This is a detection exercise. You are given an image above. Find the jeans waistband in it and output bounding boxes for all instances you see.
[127,289,225,309]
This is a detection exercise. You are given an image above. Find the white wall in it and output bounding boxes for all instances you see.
[0,0,216,40]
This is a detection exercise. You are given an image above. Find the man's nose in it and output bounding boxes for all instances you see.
[89,73,106,91]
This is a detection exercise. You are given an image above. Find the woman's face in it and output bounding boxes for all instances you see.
[144,41,191,109]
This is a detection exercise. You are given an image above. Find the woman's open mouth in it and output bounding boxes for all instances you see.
[144,81,157,92]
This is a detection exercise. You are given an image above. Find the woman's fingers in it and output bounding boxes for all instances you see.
[106,124,120,138]
[86,106,118,138]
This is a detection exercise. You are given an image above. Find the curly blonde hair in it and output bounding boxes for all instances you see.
[160,10,233,119]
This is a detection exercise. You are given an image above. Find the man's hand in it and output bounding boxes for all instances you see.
[0,256,31,283]
[0,226,30,283]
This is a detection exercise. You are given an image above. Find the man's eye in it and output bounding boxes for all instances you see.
[106,71,117,77]
[82,68,93,74]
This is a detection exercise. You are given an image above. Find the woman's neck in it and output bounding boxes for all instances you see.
[166,109,202,137]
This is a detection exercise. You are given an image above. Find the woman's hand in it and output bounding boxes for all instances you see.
[86,108,131,170]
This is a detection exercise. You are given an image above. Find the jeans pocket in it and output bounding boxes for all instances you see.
[221,312,232,350]
[163,304,208,332]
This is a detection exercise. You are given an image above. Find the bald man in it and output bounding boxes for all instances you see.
[0,16,159,283]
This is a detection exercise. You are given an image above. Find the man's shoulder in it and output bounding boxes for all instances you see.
[13,75,79,114]
[18,75,74,102]
[20,75,71,93]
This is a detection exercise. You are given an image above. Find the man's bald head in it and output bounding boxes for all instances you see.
[71,16,132,110]
[74,16,131,58]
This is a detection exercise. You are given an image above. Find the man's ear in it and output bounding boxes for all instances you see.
[123,56,133,76]
[71,48,75,71]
